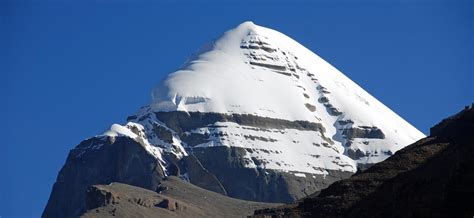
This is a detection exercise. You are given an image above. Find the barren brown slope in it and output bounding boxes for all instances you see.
[254,106,474,218]
[82,176,280,218]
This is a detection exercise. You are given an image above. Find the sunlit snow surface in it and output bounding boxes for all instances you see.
[98,22,425,175]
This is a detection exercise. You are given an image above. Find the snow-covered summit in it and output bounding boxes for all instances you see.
[151,21,313,120]
[145,21,425,168]
[94,21,426,181]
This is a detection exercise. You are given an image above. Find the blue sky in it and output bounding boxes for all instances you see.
[1,0,472,217]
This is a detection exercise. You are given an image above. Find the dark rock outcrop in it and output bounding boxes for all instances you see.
[42,136,165,218]
[342,126,385,140]
[254,107,474,217]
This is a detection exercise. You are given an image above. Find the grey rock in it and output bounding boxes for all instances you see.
[304,103,316,112]
[43,136,165,218]
[152,125,173,143]
[154,111,326,133]
[192,146,352,203]
[342,126,385,139]
[183,154,228,195]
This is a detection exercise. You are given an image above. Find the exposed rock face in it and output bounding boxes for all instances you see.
[137,111,353,203]
[42,137,165,218]
[182,154,228,195]
[342,126,385,140]
[254,107,474,217]
[43,111,354,218]
[81,176,279,218]
[192,146,352,202]
[152,111,327,135]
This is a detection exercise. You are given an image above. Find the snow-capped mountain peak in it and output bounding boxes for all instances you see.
[143,21,424,171]
[44,22,429,218]
[65,21,426,204]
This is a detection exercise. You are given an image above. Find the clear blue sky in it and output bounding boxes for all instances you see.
[1,0,472,217]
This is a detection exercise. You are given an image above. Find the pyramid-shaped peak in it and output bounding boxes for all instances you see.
[149,23,424,170]
[44,22,428,217]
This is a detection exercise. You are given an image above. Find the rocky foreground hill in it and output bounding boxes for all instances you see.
[82,176,279,218]
[254,106,474,217]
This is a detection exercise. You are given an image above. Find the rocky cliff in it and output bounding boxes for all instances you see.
[43,136,165,217]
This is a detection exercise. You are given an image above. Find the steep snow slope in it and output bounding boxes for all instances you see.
[131,21,424,173]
